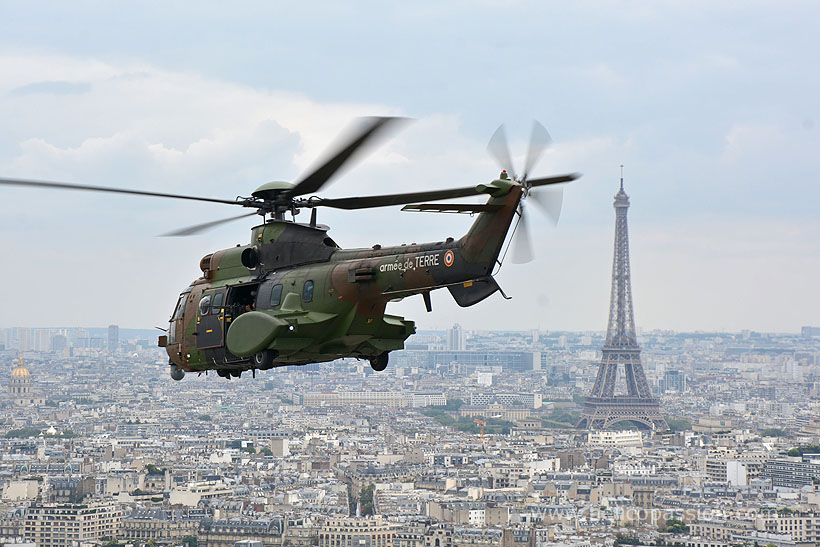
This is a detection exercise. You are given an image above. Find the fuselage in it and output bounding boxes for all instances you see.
[159,179,523,376]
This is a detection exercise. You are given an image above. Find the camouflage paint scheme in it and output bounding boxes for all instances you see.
[161,178,522,375]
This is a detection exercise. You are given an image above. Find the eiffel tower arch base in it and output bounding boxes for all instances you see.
[577,396,668,431]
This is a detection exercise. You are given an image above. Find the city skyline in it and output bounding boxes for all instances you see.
[1,320,819,546]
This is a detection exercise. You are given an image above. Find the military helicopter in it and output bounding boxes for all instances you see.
[0,117,579,380]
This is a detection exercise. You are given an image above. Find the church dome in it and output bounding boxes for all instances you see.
[11,356,30,379]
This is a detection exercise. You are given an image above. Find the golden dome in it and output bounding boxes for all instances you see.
[11,356,30,379]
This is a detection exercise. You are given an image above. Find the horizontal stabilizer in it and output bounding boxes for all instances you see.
[448,277,500,307]
[401,203,503,214]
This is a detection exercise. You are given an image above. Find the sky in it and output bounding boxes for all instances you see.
[0,1,818,333]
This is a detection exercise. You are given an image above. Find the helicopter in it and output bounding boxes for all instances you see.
[0,117,579,380]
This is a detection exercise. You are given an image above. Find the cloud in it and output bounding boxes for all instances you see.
[11,80,92,96]
[0,55,403,197]
[722,123,783,163]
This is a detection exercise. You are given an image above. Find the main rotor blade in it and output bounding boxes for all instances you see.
[288,116,406,198]
[316,173,579,210]
[161,212,258,237]
[0,177,241,205]
[529,187,564,226]
[527,173,581,187]
[522,121,552,181]
[487,124,517,180]
[317,186,483,210]
[511,207,533,264]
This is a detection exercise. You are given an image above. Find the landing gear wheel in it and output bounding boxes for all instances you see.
[230,370,242,378]
[253,350,276,370]
[217,369,230,380]
[370,352,389,372]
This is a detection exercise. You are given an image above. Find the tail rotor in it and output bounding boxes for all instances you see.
[487,121,567,263]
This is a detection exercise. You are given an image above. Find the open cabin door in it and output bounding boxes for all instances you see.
[197,283,261,365]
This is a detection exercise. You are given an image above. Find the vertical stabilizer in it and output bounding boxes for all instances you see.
[458,183,523,274]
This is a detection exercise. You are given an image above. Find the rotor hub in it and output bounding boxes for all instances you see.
[251,180,296,201]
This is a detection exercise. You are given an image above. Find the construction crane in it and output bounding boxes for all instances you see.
[473,418,486,444]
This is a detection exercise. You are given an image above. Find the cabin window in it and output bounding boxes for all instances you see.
[198,295,211,316]
[211,292,224,314]
[302,280,314,302]
[270,284,283,307]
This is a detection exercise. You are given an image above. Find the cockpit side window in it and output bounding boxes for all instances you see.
[172,294,189,321]
[199,295,212,317]
[271,284,283,307]
[302,280,314,303]
[169,292,190,344]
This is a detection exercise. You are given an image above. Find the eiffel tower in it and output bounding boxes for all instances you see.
[577,171,668,431]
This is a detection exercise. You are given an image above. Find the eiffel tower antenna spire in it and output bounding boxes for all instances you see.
[577,169,668,431]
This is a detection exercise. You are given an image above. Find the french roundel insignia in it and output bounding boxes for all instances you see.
[444,250,455,267]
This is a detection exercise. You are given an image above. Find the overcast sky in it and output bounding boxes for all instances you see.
[0,1,818,333]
